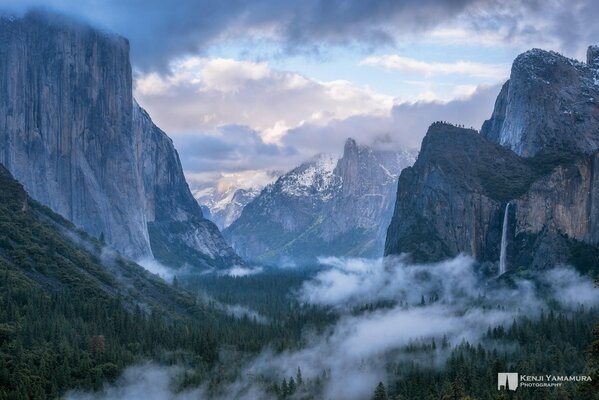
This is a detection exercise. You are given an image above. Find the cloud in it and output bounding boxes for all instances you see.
[220,265,264,277]
[66,363,207,400]
[5,1,599,69]
[172,125,296,174]
[136,257,177,282]
[169,83,500,190]
[361,55,510,79]
[194,290,270,324]
[298,255,537,309]
[135,57,393,143]
[221,303,270,324]
[283,83,502,154]
[135,55,499,189]
[263,256,596,398]
[190,170,280,197]
[540,267,599,307]
[134,57,402,189]
[2,0,482,70]
[200,59,272,92]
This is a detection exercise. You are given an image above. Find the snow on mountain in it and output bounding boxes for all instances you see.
[195,182,268,230]
[224,138,417,264]
[279,153,339,198]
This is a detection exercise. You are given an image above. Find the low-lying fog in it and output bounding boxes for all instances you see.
[68,255,598,400]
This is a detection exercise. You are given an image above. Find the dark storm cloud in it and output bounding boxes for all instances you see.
[464,0,599,56]
[3,0,597,69]
[0,0,513,70]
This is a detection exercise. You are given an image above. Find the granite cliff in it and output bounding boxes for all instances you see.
[482,47,599,156]
[0,12,241,269]
[385,47,599,272]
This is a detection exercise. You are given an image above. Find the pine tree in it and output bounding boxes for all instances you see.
[288,376,296,394]
[582,286,599,397]
[442,335,450,349]
[296,366,303,386]
[442,378,465,400]
[373,381,389,400]
[494,391,509,400]
[281,378,288,396]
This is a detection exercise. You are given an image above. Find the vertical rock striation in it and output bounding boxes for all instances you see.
[133,103,243,268]
[481,48,599,157]
[0,12,150,257]
[386,46,599,272]
[0,12,241,268]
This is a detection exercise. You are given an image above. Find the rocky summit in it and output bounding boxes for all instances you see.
[225,138,416,264]
[195,186,263,231]
[0,12,241,269]
[385,46,599,272]
[481,47,599,157]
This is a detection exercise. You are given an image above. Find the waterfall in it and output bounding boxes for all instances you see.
[499,203,510,275]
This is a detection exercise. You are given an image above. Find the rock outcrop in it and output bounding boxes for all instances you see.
[385,46,599,272]
[225,139,415,264]
[587,45,599,67]
[384,123,593,267]
[133,103,243,269]
[0,12,241,269]
[481,48,599,157]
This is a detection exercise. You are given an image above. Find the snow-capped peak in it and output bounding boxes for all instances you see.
[279,153,338,197]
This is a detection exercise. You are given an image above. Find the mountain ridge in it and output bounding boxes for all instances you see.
[225,138,416,264]
[195,184,267,230]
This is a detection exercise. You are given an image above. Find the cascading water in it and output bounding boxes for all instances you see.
[499,203,510,275]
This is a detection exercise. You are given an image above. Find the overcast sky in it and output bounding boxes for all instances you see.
[2,0,597,191]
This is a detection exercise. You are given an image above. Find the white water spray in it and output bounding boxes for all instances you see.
[499,203,510,275]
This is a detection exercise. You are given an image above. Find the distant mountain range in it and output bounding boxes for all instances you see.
[195,186,265,231]
[385,46,599,273]
[224,139,416,264]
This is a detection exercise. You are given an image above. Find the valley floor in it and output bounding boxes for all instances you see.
[4,257,593,400]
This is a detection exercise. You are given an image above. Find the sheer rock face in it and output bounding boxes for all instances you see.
[0,13,150,258]
[0,12,240,268]
[133,103,242,268]
[225,139,416,264]
[481,47,599,157]
[512,152,599,247]
[133,103,202,225]
[385,123,599,270]
[385,124,509,263]
[385,46,599,271]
